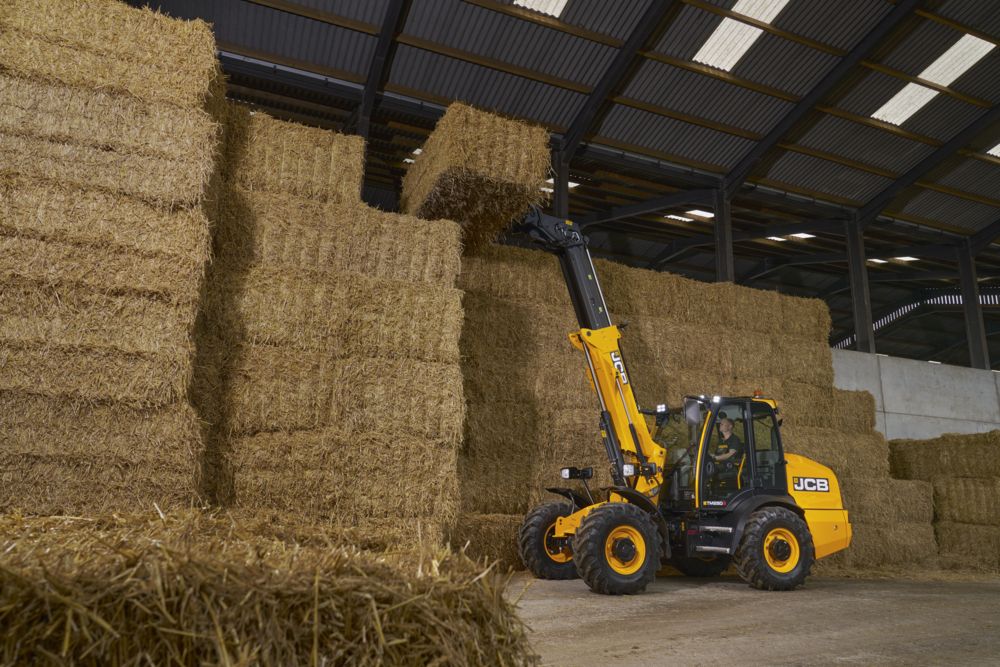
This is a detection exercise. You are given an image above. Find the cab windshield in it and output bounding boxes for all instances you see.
[651,397,709,505]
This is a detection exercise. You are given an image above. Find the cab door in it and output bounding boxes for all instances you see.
[748,400,788,495]
[696,400,754,510]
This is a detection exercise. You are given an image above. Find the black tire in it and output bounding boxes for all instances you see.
[573,503,661,595]
[519,502,578,580]
[670,554,731,577]
[734,506,814,591]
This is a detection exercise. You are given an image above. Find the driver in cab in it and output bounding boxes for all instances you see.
[711,417,744,490]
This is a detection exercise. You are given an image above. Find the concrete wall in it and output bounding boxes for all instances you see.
[832,349,1000,440]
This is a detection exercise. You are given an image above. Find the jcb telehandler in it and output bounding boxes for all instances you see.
[515,209,851,595]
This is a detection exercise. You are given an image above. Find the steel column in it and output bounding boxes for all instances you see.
[552,151,570,219]
[846,217,875,353]
[957,240,990,369]
[714,190,734,282]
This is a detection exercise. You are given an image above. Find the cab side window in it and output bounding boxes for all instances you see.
[703,404,748,503]
[751,402,783,490]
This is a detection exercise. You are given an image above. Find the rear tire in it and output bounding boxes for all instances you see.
[734,506,814,591]
[519,502,578,580]
[573,503,660,595]
[670,554,731,577]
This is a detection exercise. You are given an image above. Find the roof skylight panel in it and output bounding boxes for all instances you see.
[692,0,791,72]
[871,33,994,126]
[513,0,570,18]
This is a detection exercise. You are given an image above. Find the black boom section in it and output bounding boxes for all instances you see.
[514,208,612,330]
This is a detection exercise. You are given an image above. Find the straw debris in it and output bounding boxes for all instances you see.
[0,512,537,666]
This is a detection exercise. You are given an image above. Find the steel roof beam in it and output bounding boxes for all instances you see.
[858,105,1000,228]
[969,218,1000,256]
[958,239,990,368]
[559,0,679,163]
[722,0,921,196]
[578,188,715,228]
[348,0,411,139]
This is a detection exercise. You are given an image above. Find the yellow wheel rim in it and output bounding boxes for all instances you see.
[763,527,800,574]
[544,522,571,563]
[604,525,646,575]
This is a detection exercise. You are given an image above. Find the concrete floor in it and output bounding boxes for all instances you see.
[512,573,1000,666]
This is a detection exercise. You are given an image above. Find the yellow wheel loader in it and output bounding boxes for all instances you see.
[515,209,851,595]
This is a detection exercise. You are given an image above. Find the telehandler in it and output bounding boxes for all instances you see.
[515,209,851,595]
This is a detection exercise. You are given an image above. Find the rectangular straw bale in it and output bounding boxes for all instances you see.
[703,281,786,336]
[0,454,198,514]
[223,104,364,203]
[0,393,201,460]
[0,177,211,260]
[779,294,831,341]
[460,291,578,353]
[839,477,934,524]
[934,478,1000,526]
[0,74,218,163]
[205,267,462,363]
[890,431,1000,481]
[0,132,212,207]
[0,283,196,358]
[0,0,219,110]
[231,430,458,523]
[771,381,836,430]
[830,389,877,434]
[461,346,592,406]
[598,259,714,323]
[826,521,936,568]
[224,346,464,443]
[216,190,462,287]
[0,236,203,303]
[0,344,189,407]
[781,426,891,478]
[449,514,523,571]
[401,103,549,251]
[458,245,565,303]
[776,337,834,388]
[935,522,1000,569]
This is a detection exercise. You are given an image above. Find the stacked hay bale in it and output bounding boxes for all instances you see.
[0,0,221,512]
[404,102,935,572]
[891,432,1000,570]
[0,512,535,666]
[196,103,465,547]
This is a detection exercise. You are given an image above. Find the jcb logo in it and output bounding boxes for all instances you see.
[793,477,830,492]
[610,351,629,384]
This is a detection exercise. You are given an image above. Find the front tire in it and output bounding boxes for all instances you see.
[734,506,814,591]
[573,503,661,595]
[670,554,731,577]
[519,502,578,580]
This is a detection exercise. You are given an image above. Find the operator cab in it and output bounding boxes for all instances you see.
[656,395,787,515]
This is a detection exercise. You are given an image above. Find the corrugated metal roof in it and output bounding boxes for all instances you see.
[622,60,793,134]
[948,50,1000,105]
[403,0,616,87]
[895,189,1000,231]
[934,158,1000,201]
[304,0,391,25]
[148,0,375,77]
[764,151,893,202]
[597,104,755,169]
[905,94,986,142]
[555,0,654,41]
[772,0,892,51]
[794,114,936,173]
[936,0,1000,40]
[388,44,583,127]
[731,32,841,96]
[652,5,721,61]
[880,16,962,77]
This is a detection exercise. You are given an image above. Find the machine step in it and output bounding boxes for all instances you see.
[694,545,732,554]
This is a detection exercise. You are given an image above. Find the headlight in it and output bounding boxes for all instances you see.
[622,464,635,477]
[561,468,571,479]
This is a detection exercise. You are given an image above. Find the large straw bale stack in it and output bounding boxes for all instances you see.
[194,104,466,540]
[0,512,536,666]
[826,521,937,569]
[402,103,549,252]
[935,522,1000,569]
[839,478,934,524]
[450,514,524,571]
[934,477,1000,526]
[891,431,1000,481]
[0,0,221,514]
